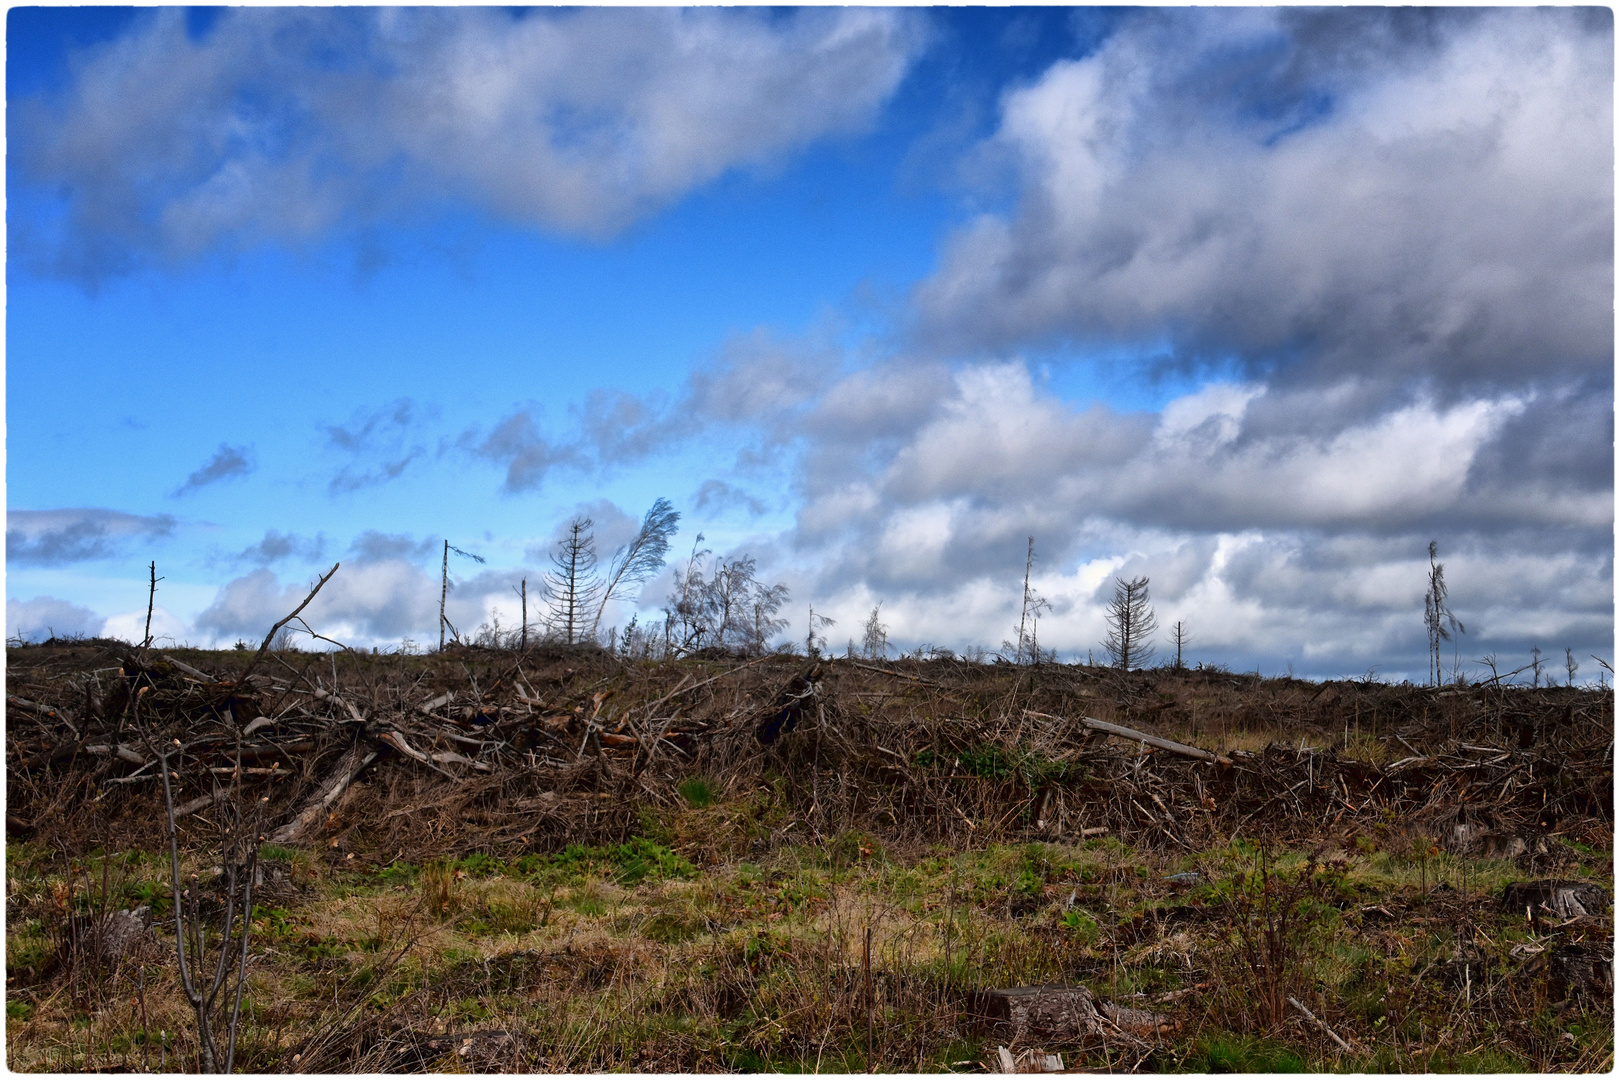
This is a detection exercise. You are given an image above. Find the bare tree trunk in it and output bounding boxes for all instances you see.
[440,540,450,652]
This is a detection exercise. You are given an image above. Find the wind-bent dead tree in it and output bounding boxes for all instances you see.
[1104,575,1157,671]
[1007,537,1051,664]
[588,497,680,638]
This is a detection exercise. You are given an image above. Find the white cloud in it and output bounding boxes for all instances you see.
[17,7,925,276]
[916,9,1612,388]
[102,605,189,647]
[7,596,107,641]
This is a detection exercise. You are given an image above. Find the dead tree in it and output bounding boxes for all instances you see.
[806,604,835,658]
[545,518,604,645]
[862,605,888,660]
[1424,541,1463,686]
[1171,620,1190,669]
[1104,576,1157,671]
[1007,537,1050,664]
[588,497,680,638]
[438,541,486,650]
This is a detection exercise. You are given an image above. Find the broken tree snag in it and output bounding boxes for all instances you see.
[236,562,340,686]
[268,742,377,844]
[1500,880,1610,920]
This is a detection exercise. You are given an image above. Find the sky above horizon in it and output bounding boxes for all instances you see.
[6,6,1614,682]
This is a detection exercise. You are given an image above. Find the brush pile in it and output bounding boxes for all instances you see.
[7,639,1610,865]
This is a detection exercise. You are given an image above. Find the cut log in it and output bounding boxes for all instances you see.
[1099,1001,1179,1038]
[175,791,224,818]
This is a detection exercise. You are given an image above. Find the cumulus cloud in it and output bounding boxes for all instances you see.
[192,559,529,649]
[175,444,253,495]
[14,7,924,278]
[7,508,176,566]
[729,351,1611,679]
[916,8,1612,391]
[6,596,105,641]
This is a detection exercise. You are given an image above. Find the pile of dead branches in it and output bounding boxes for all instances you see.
[7,639,1611,864]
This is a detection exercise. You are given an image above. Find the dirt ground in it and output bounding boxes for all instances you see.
[6,639,1613,1072]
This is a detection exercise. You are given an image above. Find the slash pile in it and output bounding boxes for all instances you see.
[7,639,1610,864]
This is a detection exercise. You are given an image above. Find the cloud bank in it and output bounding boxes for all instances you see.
[917,8,1612,393]
[15,7,925,278]
[7,508,177,566]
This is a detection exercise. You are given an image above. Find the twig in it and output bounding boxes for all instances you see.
[637,653,775,716]
[1288,995,1354,1053]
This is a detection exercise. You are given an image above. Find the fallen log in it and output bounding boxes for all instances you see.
[1026,711,1232,766]
[269,743,378,844]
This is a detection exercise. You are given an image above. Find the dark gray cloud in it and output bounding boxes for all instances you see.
[14,7,924,280]
[349,531,437,564]
[237,529,326,566]
[175,444,253,495]
[7,508,176,566]
[6,595,105,641]
[693,480,767,518]
[463,410,585,493]
[916,8,1613,394]
[324,398,430,494]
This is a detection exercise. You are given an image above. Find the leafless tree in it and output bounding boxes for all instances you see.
[1006,537,1051,664]
[666,547,789,655]
[1171,620,1190,669]
[806,604,836,658]
[1566,648,1578,687]
[589,498,680,638]
[545,518,604,645]
[1424,541,1464,687]
[1103,576,1157,671]
[151,741,259,1073]
[861,604,889,660]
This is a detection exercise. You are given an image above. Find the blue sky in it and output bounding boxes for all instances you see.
[7,7,1613,682]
